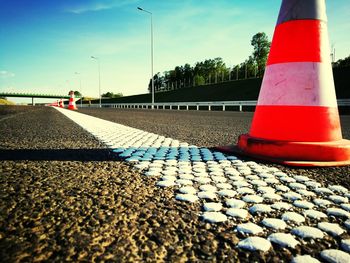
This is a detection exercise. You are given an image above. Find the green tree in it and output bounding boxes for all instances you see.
[333,55,350,68]
[148,73,165,93]
[102,92,114,98]
[213,57,229,82]
[183,63,193,87]
[251,32,270,77]
[232,65,240,80]
[193,57,229,84]
[101,92,123,98]
[194,59,215,83]
[113,93,123,98]
[240,56,257,79]
[162,63,193,90]
[193,75,205,86]
[68,90,82,97]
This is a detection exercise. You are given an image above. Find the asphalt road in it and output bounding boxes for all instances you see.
[80,108,350,189]
[80,108,350,146]
[1,105,350,262]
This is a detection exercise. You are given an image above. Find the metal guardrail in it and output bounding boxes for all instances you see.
[81,99,350,111]
[337,99,350,106]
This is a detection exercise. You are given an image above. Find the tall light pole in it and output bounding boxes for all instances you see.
[91,56,101,108]
[75,72,83,107]
[137,6,154,109]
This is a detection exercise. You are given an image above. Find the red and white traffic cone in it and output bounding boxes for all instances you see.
[220,0,350,166]
[68,91,77,110]
[59,99,64,108]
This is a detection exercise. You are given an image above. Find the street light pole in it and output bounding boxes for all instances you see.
[75,72,83,107]
[91,56,101,108]
[137,7,154,109]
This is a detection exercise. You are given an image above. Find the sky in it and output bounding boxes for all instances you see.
[0,0,349,104]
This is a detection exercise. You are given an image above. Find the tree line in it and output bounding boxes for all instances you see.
[149,32,271,93]
[333,55,350,68]
[67,90,123,99]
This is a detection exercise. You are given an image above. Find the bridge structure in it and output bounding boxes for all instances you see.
[0,92,74,105]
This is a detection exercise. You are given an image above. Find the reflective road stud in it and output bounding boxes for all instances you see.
[219,0,350,166]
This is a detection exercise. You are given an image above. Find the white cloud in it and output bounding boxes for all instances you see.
[0,70,15,78]
[65,0,140,14]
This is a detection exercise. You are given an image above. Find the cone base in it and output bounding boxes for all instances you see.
[217,134,350,167]
[67,106,77,110]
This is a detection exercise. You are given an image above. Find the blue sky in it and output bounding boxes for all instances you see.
[0,0,349,104]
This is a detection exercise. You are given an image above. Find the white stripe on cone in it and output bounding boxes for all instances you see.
[258,62,337,107]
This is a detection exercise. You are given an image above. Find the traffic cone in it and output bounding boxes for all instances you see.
[59,99,65,108]
[219,0,350,166]
[67,91,77,110]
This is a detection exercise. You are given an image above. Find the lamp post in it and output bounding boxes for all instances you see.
[75,72,83,107]
[137,6,154,109]
[91,56,101,108]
